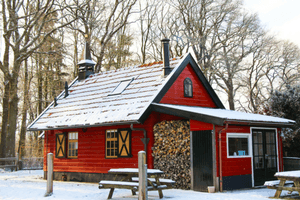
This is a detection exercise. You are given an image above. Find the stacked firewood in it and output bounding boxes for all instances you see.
[152,120,191,189]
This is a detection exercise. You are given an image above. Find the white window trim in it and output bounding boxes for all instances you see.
[227,133,251,158]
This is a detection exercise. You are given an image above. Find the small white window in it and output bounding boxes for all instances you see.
[227,133,251,158]
[109,78,133,95]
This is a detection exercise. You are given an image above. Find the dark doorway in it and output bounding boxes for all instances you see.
[252,129,278,186]
[192,130,213,191]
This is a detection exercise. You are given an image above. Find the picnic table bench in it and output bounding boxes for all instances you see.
[98,168,174,199]
[264,170,300,198]
[0,155,19,171]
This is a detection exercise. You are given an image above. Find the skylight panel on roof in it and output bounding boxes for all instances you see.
[109,78,134,95]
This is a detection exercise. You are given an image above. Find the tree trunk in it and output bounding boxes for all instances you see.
[0,80,10,158]
[6,59,22,157]
[18,60,29,159]
[37,57,43,115]
[0,35,11,158]
[228,82,235,110]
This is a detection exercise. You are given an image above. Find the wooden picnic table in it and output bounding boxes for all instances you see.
[99,168,174,199]
[266,170,300,198]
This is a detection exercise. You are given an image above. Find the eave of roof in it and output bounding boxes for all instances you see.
[28,120,140,131]
[151,103,295,128]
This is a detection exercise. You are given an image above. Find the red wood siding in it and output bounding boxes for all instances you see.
[43,112,184,174]
[215,126,284,177]
[190,119,213,131]
[277,128,283,172]
[44,125,145,173]
[215,125,252,177]
[160,64,217,107]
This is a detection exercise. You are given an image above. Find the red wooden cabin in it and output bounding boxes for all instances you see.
[28,39,295,191]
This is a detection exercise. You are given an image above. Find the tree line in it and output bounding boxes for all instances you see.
[0,0,299,158]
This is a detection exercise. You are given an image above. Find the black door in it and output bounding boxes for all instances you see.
[192,130,213,191]
[252,129,277,186]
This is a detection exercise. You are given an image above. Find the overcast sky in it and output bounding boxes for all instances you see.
[243,0,300,47]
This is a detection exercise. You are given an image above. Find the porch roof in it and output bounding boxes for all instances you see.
[151,103,295,127]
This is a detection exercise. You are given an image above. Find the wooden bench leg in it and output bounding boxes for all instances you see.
[158,189,163,199]
[274,180,286,198]
[154,177,163,199]
[108,188,115,199]
[131,189,136,196]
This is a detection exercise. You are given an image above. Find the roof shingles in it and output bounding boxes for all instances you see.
[28,57,183,131]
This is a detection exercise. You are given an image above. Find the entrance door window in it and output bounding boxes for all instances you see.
[252,129,277,186]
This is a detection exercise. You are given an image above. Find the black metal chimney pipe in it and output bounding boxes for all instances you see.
[161,38,171,76]
[64,81,68,98]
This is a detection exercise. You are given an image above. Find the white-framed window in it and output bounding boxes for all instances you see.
[227,133,251,158]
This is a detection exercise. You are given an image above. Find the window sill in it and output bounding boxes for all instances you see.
[227,155,251,158]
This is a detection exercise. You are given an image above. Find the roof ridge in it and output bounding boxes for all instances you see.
[90,56,184,77]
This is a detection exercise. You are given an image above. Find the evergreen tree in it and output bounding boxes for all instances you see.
[266,85,300,157]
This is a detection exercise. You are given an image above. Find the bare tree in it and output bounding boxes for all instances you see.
[138,0,160,63]
[213,12,262,110]
[0,0,75,158]
[68,0,137,73]
[238,35,280,113]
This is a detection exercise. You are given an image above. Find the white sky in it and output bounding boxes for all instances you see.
[243,0,300,47]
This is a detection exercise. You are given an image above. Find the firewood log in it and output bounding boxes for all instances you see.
[153,120,191,189]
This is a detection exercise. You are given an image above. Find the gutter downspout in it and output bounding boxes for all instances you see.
[130,124,149,163]
[45,130,48,179]
[218,123,228,192]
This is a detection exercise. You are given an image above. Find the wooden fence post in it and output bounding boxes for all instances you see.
[138,151,148,200]
[16,153,19,171]
[45,153,53,197]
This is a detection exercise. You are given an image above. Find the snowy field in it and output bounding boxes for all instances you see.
[0,170,297,200]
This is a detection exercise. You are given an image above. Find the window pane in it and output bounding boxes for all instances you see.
[111,149,114,156]
[188,85,192,96]
[228,137,249,156]
[266,131,275,144]
[107,149,110,156]
[254,144,258,156]
[111,80,132,95]
[255,156,264,169]
[267,144,276,155]
[258,144,263,155]
[107,132,110,138]
[107,141,110,148]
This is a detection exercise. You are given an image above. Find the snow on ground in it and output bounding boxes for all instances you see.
[0,169,297,200]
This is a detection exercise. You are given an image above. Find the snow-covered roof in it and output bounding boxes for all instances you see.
[27,52,294,131]
[27,56,185,131]
[151,103,295,127]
